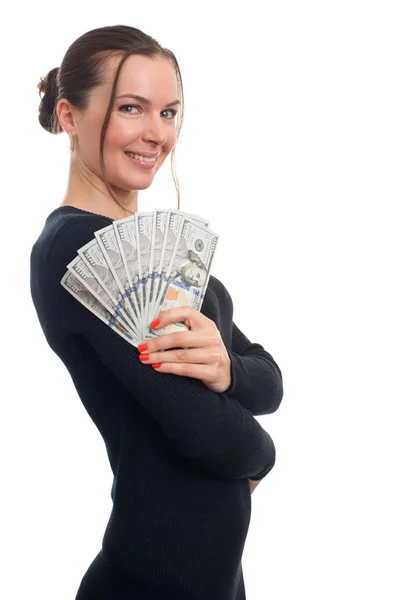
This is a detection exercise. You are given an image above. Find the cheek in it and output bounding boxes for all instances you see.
[79,119,102,155]
[168,130,178,151]
[105,119,144,150]
[161,135,177,160]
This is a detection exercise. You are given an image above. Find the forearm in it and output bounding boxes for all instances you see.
[224,322,283,415]
[208,276,283,416]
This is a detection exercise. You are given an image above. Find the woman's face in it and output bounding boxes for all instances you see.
[63,53,179,194]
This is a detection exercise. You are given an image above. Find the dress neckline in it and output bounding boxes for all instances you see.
[52,205,114,221]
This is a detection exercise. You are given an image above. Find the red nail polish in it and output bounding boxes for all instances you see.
[139,354,150,361]
[150,318,160,328]
[152,363,161,368]
[138,343,148,353]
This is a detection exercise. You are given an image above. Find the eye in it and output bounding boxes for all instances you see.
[162,108,178,119]
[119,105,177,119]
[119,104,138,114]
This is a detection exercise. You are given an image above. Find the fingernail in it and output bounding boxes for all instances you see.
[152,363,161,368]
[150,318,160,328]
[139,354,150,361]
[138,343,148,353]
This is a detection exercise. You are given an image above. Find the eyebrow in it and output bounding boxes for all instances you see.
[115,94,180,108]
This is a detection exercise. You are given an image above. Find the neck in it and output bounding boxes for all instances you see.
[60,155,139,221]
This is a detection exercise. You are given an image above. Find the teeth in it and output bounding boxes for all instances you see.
[125,152,156,162]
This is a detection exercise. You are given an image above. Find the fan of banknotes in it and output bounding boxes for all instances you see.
[60,208,219,348]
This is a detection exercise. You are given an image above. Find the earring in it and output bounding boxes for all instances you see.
[69,135,75,152]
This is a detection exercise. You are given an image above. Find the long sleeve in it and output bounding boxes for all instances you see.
[224,321,284,416]
[46,215,276,482]
[209,275,284,417]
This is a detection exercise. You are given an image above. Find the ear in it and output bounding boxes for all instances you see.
[57,98,78,137]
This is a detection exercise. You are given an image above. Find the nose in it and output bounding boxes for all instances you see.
[141,112,169,147]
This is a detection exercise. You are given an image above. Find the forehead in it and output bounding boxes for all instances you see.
[103,53,178,102]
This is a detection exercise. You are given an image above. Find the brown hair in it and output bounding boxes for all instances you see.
[37,25,184,212]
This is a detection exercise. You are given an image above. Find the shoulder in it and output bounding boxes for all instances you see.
[38,210,111,282]
[30,209,113,330]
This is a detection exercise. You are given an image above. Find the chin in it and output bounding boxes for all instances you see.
[128,180,154,192]
[118,173,155,190]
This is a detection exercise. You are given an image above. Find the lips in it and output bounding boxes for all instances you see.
[124,151,160,158]
[124,152,158,169]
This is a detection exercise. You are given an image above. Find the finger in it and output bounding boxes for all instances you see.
[151,361,217,381]
[140,347,220,366]
[150,305,215,331]
[143,330,219,354]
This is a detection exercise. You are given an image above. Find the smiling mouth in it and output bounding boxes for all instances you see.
[124,152,159,169]
[125,151,157,161]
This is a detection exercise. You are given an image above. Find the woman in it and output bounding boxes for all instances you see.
[30,24,284,600]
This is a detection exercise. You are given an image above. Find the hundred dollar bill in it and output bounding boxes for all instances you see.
[112,215,145,339]
[135,212,154,334]
[149,216,219,338]
[145,209,169,329]
[147,210,210,328]
[60,271,136,346]
[77,237,137,336]
[94,224,141,335]
[66,255,137,339]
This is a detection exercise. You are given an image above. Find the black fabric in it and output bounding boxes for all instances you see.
[30,205,283,600]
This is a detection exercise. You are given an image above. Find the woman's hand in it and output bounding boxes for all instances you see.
[249,478,262,495]
[137,306,232,393]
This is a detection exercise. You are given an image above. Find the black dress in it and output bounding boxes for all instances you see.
[30,206,283,599]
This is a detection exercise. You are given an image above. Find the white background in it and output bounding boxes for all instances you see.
[1,1,398,598]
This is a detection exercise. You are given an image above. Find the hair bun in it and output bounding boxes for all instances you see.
[38,67,61,133]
